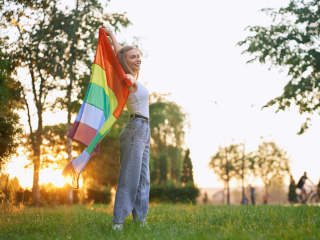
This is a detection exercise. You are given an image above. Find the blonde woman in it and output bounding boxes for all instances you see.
[102,28,150,230]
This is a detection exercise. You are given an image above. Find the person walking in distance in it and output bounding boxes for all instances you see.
[249,184,256,205]
[101,27,151,230]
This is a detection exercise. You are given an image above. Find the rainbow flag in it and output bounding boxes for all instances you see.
[62,27,132,189]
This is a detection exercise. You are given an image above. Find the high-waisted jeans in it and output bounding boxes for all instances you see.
[112,117,151,224]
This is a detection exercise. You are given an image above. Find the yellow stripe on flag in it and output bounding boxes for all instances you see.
[99,115,117,135]
[90,64,118,113]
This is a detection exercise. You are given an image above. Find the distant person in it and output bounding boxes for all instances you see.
[262,194,268,204]
[243,195,249,205]
[203,192,209,204]
[288,175,298,203]
[296,172,314,202]
[310,179,320,203]
[249,184,256,205]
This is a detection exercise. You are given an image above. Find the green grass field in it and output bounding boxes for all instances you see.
[1,203,320,240]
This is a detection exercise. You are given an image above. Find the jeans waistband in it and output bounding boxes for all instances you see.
[130,114,152,122]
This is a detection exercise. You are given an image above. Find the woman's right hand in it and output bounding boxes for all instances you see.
[101,26,121,54]
[126,74,136,85]
[101,27,113,37]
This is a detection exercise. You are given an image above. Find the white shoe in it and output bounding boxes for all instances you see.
[140,221,149,228]
[112,223,123,230]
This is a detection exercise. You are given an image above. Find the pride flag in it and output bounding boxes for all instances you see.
[62,27,132,189]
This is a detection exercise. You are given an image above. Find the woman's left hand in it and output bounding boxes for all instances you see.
[126,74,136,85]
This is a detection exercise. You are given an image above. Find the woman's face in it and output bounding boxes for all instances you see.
[125,49,141,72]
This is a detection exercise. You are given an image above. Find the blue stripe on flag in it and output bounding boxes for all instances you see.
[75,103,85,122]
[80,103,105,130]
[72,150,91,174]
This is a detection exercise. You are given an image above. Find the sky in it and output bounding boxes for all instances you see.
[7,0,320,189]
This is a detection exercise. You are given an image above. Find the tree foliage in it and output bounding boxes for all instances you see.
[181,149,194,185]
[36,92,188,192]
[238,0,320,134]
[0,0,131,205]
[209,143,244,204]
[209,143,244,185]
[2,0,70,205]
[0,40,22,171]
[148,93,187,186]
[84,93,188,188]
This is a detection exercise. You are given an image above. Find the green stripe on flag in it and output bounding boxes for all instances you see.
[84,83,111,120]
[90,64,119,113]
[90,64,109,97]
[86,132,104,155]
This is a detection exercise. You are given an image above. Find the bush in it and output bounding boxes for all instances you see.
[150,183,199,204]
[15,184,79,206]
[87,187,111,204]
[15,189,32,204]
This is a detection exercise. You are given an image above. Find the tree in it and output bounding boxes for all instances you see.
[48,0,131,181]
[288,175,298,203]
[238,0,320,134]
[1,0,131,205]
[2,0,70,205]
[209,143,243,205]
[47,0,131,203]
[148,93,187,185]
[251,141,290,195]
[0,39,22,171]
[181,149,194,186]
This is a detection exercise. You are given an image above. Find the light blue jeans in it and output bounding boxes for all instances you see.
[112,117,151,224]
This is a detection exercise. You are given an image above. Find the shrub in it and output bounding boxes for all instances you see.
[86,187,111,204]
[150,183,199,204]
[15,185,79,206]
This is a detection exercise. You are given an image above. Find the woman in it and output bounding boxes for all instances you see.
[102,28,151,230]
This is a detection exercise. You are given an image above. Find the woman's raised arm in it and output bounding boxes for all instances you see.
[102,27,121,55]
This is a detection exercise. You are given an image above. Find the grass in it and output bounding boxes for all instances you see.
[1,202,320,240]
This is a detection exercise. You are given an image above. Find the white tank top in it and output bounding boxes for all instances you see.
[126,82,149,118]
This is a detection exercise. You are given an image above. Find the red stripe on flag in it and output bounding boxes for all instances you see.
[67,120,80,139]
[73,122,97,146]
[68,121,100,157]
[93,29,130,118]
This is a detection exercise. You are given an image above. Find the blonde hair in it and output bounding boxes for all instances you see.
[116,46,140,79]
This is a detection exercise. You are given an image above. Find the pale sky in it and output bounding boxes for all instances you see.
[8,0,320,189]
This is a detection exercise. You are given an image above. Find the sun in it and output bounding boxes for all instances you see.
[7,155,67,189]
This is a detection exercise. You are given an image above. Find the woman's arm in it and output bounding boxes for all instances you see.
[126,74,138,93]
[102,28,121,54]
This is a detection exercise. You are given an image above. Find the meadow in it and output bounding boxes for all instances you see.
[1,203,320,240]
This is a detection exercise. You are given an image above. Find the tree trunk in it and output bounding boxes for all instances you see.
[32,144,41,205]
[65,0,79,205]
[4,174,9,203]
[241,147,245,204]
[32,123,42,206]
[227,179,230,205]
[31,77,43,206]
[226,159,230,205]
[66,78,73,204]
[23,88,41,206]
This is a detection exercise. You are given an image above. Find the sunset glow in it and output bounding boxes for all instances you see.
[7,156,66,189]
